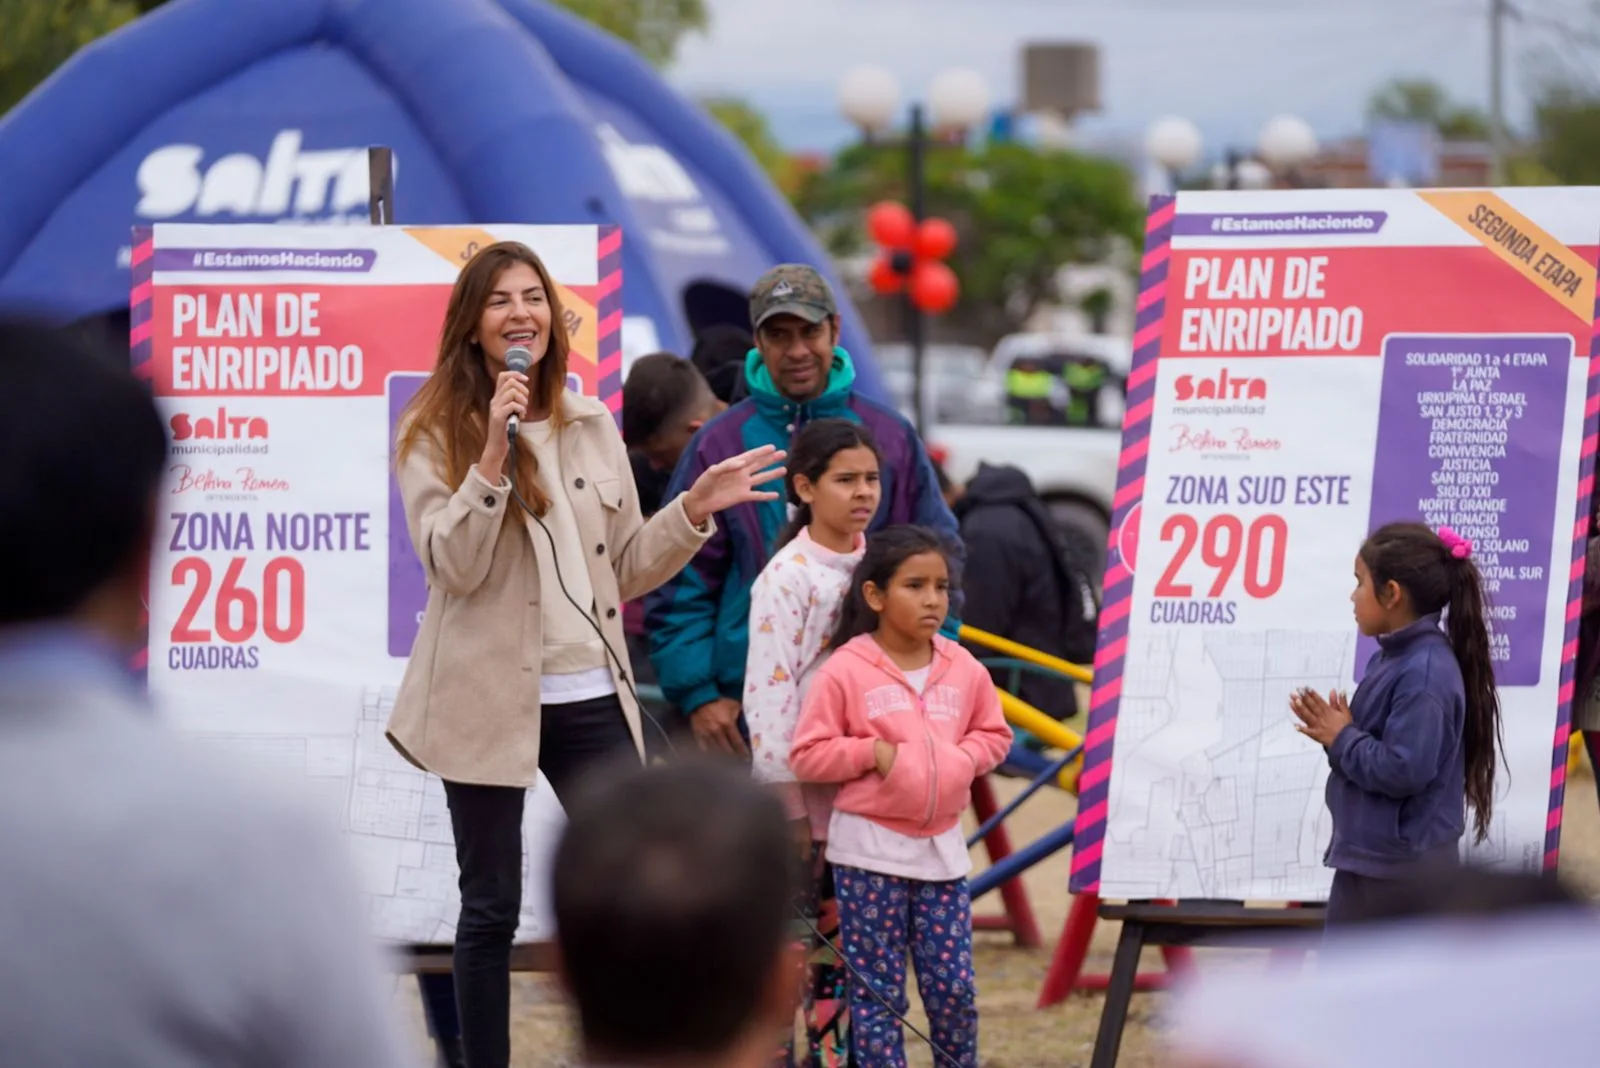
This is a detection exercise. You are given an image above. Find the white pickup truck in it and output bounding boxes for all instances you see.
[873,332,1131,578]
[914,333,1132,582]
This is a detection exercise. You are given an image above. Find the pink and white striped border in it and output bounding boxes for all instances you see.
[1547,285,1600,869]
[1069,196,1174,893]
[130,226,156,684]
[595,225,624,421]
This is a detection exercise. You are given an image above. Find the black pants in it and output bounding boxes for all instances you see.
[1323,869,1380,929]
[444,693,638,1068]
[1325,843,1463,932]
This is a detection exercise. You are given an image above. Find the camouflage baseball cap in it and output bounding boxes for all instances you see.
[749,264,837,329]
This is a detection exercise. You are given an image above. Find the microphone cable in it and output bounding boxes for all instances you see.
[503,433,678,756]
[792,910,964,1067]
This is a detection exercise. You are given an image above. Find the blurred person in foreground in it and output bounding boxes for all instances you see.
[0,319,411,1068]
[552,758,804,1068]
[647,265,962,759]
[1167,867,1594,1067]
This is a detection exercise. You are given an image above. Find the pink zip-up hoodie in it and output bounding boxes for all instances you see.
[789,633,1013,838]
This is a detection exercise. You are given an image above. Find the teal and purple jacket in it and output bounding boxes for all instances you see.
[644,346,963,717]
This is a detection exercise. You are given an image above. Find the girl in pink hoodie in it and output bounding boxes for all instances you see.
[745,418,881,1068]
[790,526,1013,1068]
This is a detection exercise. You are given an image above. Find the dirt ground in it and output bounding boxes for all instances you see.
[392,762,1600,1067]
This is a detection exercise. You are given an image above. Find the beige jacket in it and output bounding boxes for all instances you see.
[386,390,713,787]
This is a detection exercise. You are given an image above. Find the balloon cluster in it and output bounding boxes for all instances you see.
[865,201,960,314]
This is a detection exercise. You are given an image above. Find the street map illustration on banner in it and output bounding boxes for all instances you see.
[1070,188,1600,901]
[132,222,622,943]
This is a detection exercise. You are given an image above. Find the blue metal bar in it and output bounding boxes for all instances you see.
[967,744,1082,848]
[968,817,1076,899]
[997,746,1056,778]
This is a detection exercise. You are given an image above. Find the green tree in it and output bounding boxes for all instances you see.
[1366,78,1489,140]
[132,0,710,65]
[1516,3,1600,185]
[1531,85,1600,184]
[554,0,707,67]
[0,0,137,114]
[700,97,795,191]
[794,141,1144,344]
[4,0,710,118]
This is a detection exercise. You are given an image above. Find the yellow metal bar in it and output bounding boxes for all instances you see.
[960,624,1093,685]
[997,689,1083,794]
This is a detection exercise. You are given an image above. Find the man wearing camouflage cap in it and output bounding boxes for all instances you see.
[646,264,962,756]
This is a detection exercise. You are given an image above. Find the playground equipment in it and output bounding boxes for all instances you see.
[957,625,1193,1007]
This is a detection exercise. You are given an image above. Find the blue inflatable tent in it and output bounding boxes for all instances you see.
[0,0,884,397]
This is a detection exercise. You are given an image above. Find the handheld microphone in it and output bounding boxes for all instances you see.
[504,345,533,441]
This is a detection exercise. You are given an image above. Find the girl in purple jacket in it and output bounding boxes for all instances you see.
[1290,522,1502,926]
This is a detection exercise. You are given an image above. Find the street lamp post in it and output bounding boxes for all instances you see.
[840,65,989,438]
[1145,116,1203,193]
[1150,114,1316,191]
[1257,114,1319,186]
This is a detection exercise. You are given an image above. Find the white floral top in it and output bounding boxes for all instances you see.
[744,527,864,835]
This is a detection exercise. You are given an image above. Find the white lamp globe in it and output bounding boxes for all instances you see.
[1235,158,1275,189]
[927,67,991,133]
[838,65,901,135]
[1258,114,1318,169]
[1146,116,1203,172]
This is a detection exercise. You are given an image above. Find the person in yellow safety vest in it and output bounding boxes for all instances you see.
[1062,357,1109,427]
[1005,358,1057,425]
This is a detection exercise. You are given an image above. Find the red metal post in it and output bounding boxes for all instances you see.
[1036,895,1194,1008]
[1036,890,1099,1007]
[969,775,1043,948]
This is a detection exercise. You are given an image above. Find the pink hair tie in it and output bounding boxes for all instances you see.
[1438,526,1473,559]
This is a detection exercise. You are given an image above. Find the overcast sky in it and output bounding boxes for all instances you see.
[667,0,1597,159]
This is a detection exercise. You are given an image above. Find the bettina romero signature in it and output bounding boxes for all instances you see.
[170,464,291,493]
[1168,424,1282,454]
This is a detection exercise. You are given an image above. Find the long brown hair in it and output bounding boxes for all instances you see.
[1360,522,1504,842]
[396,242,571,516]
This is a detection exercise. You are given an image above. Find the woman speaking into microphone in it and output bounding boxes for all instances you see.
[387,241,783,1068]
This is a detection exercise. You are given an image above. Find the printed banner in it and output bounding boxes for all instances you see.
[132,222,624,943]
[1070,188,1600,901]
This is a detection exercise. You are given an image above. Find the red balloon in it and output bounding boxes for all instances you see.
[868,255,905,295]
[867,201,916,249]
[908,261,959,314]
[914,217,958,260]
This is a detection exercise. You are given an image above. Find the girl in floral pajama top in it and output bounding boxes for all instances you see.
[745,418,882,1068]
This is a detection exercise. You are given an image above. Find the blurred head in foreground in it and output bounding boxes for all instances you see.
[1167,868,1593,1068]
[0,315,412,1068]
[552,758,803,1068]
[0,317,165,644]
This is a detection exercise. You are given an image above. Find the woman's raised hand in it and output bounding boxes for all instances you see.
[682,445,787,527]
